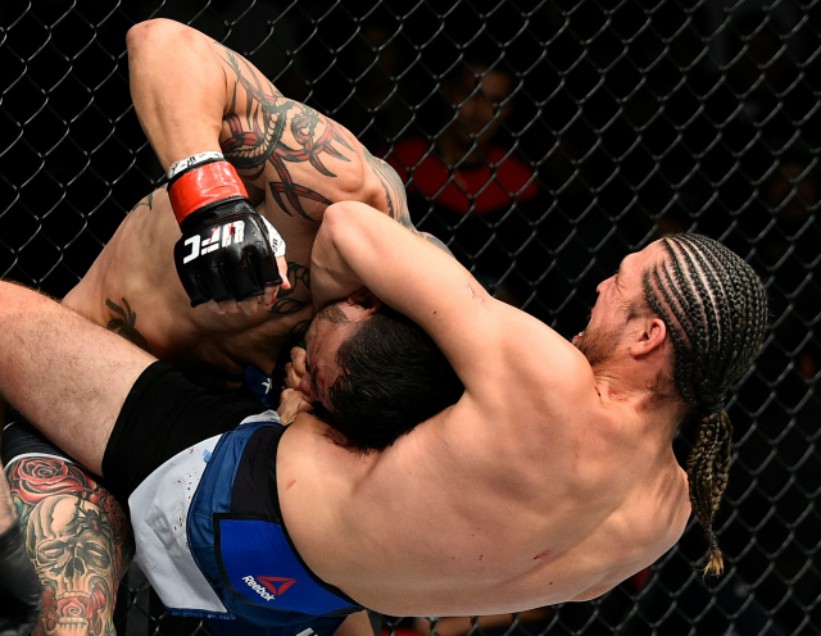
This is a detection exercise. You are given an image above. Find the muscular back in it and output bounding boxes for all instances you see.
[278,307,691,616]
[275,204,692,617]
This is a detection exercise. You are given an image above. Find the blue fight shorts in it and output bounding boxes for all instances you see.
[103,361,363,636]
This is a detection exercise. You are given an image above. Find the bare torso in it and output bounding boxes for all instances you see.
[53,27,689,616]
[63,188,314,384]
[277,309,691,616]
[62,105,403,385]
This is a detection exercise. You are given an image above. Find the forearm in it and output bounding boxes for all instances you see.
[127,19,226,169]
[312,202,497,385]
[312,202,470,316]
[310,204,376,309]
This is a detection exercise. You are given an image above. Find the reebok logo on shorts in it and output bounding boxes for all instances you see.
[242,575,297,601]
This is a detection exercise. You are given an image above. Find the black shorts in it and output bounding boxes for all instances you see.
[101,361,266,508]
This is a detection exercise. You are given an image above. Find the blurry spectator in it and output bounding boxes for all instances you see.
[332,18,410,148]
[386,47,543,308]
[302,5,412,150]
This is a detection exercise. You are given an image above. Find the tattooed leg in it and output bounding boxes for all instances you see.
[6,457,134,636]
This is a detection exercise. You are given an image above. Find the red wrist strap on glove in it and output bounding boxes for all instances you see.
[168,160,250,225]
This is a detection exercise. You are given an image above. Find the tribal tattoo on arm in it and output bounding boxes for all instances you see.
[216,47,412,228]
[271,261,311,319]
[217,49,354,221]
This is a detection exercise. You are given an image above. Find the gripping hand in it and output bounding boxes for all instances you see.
[168,153,287,306]
[0,524,42,636]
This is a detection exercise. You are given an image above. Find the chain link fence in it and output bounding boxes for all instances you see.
[1,0,818,634]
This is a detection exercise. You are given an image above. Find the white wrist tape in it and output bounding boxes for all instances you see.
[167,151,225,181]
[261,216,287,258]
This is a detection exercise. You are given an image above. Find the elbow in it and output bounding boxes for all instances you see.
[321,202,372,244]
[322,202,350,236]
[126,18,188,57]
[332,162,383,210]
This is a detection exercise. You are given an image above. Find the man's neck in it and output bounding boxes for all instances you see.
[592,362,684,443]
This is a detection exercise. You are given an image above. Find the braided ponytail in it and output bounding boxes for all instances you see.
[686,410,733,576]
[643,234,767,576]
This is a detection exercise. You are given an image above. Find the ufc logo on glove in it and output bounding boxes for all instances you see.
[182,221,246,264]
[169,154,286,305]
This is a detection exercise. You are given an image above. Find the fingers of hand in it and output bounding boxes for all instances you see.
[276,255,291,291]
[284,348,306,389]
[284,363,300,390]
[290,346,307,374]
[292,348,307,376]
[260,284,278,308]
[278,388,311,425]
[203,287,280,316]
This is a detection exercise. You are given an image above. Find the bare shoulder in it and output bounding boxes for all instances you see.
[459,300,596,418]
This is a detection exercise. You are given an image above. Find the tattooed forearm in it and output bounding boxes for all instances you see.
[129,189,162,215]
[216,48,293,175]
[105,298,151,351]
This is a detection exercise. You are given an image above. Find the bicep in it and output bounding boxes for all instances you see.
[317,203,511,379]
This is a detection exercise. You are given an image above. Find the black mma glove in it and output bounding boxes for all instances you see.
[0,523,42,636]
[168,152,287,306]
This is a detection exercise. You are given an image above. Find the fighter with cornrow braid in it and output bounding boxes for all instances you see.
[0,202,769,633]
[641,233,769,575]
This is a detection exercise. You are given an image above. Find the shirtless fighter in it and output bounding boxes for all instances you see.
[1,18,455,636]
[0,199,767,631]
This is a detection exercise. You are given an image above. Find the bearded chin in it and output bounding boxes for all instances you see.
[573,327,617,367]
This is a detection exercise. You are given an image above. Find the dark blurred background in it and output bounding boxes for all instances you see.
[1,0,818,634]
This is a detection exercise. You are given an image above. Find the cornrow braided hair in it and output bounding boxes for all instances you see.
[642,233,768,577]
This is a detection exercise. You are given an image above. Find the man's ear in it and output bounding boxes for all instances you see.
[630,317,667,358]
[346,288,383,316]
